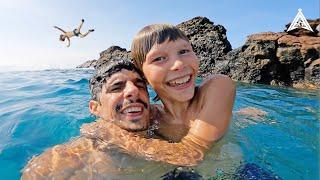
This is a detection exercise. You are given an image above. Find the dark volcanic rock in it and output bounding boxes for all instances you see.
[77,46,131,69]
[177,16,232,77]
[95,46,131,69]
[78,17,320,89]
[219,28,320,89]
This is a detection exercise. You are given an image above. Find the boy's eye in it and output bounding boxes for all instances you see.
[152,56,166,63]
[179,49,190,55]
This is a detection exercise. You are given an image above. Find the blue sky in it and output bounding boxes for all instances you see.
[0,0,318,70]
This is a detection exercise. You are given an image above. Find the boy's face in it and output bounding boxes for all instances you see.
[90,69,150,131]
[143,38,199,102]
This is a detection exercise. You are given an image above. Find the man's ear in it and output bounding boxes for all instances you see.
[89,100,100,116]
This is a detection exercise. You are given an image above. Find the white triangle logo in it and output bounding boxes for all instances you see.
[287,9,313,32]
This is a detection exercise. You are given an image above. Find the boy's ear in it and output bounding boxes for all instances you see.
[89,100,100,116]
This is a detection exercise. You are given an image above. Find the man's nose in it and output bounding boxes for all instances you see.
[123,81,139,99]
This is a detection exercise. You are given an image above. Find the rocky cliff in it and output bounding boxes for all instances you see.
[218,19,319,89]
[77,17,320,89]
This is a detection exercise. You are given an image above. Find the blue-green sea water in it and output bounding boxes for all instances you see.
[0,69,318,179]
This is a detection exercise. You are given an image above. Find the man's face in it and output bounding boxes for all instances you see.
[92,69,150,131]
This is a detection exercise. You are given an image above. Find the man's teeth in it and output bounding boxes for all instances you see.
[168,75,191,86]
[123,107,142,113]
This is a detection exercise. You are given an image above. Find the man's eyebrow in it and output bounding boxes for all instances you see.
[111,80,125,86]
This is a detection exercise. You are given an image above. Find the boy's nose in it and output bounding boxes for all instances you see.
[170,59,184,71]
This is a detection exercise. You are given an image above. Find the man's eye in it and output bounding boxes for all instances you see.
[110,86,121,92]
[179,49,190,55]
[152,56,166,63]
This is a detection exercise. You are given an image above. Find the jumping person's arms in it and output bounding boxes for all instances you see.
[81,120,210,167]
[53,26,66,33]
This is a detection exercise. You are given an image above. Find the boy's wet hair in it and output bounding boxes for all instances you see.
[89,58,145,101]
[131,24,189,71]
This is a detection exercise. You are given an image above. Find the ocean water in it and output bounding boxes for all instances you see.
[0,69,318,179]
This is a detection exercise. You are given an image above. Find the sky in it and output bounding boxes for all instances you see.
[0,0,319,70]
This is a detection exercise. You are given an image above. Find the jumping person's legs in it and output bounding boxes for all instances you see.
[79,29,94,38]
[77,19,84,31]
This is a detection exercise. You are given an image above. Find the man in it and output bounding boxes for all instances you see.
[21,58,209,179]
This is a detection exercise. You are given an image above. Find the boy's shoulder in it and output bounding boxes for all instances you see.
[191,74,235,109]
[197,74,234,98]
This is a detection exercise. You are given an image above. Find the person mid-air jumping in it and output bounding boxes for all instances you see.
[54,19,94,47]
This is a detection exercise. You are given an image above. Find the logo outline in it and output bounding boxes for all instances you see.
[287,9,313,32]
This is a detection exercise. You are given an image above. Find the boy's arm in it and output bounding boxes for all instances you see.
[81,120,211,167]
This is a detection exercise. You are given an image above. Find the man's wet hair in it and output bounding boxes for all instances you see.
[89,58,145,101]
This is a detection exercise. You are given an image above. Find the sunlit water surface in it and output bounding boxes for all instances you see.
[0,69,318,179]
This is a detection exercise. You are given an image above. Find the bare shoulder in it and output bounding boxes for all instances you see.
[21,137,94,179]
[201,74,235,91]
[198,74,235,99]
[188,75,235,142]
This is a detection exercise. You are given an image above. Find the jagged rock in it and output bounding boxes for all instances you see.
[218,27,320,89]
[177,16,232,77]
[95,46,131,69]
[77,46,131,69]
[76,59,97,68]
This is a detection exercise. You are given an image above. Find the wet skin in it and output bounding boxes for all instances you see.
[21,68,212,179]
[92,38,236,166]
[142,38,236,142]
[89,69,150,131]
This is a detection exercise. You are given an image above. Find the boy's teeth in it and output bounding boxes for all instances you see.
[168,75,190,86]
[124,107,142,113]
